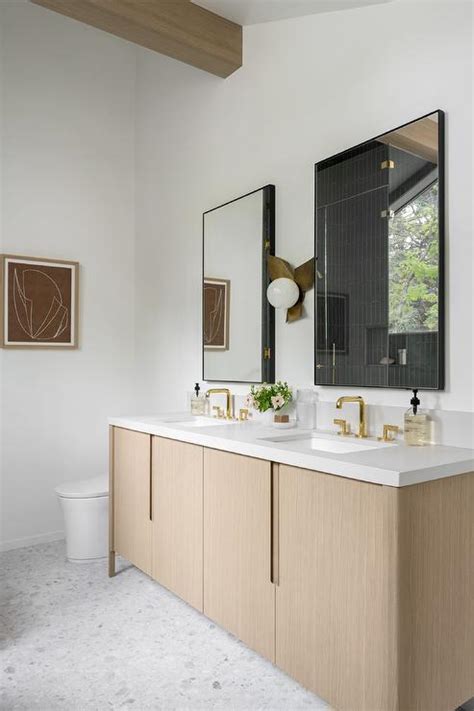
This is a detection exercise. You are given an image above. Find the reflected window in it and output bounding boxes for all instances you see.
[389,182,439,334]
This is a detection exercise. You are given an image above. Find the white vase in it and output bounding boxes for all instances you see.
[251,409,274,425]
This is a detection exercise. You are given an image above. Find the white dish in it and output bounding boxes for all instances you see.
[271,420,296,429]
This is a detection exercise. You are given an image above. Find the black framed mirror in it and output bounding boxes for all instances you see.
[203,185,275,383]
[314,110,445,389]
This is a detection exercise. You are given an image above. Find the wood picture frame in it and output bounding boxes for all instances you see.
[203,277,230,351]
[0,254,79,349]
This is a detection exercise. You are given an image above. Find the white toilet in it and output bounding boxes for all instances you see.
[55,475,109,562]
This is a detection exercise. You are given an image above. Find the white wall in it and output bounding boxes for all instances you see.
[0,2,136,550]
[134,0,473,414]
[1,0,473,548]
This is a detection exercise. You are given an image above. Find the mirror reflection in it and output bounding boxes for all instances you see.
[315,111,444,389]
[203,186,275,383]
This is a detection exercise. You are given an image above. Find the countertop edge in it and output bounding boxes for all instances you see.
[108,416,474,488]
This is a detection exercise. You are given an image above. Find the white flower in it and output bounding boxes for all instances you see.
[271,394,285,410]
[245,394,255,409]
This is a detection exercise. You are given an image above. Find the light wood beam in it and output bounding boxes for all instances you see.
[378,116,439,163]
[31,0,242,78]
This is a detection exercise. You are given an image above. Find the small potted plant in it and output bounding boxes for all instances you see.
[246,382,293,427]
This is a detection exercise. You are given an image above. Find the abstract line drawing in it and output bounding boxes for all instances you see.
[13,268,69,340]
[203,278,229,350]
[1,255,79,349]
[205,285,223,343]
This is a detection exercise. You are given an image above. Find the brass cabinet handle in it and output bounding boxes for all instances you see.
[149,436,153,522]
[270,464,279,586]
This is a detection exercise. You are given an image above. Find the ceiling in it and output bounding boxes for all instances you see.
[192,0,393,26]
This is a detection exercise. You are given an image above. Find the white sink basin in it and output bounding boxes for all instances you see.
[161,416,233,427]
[259,432,394,454]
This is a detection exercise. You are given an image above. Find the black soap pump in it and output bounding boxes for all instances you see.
[191,382,206,415]
[404,389,430,446]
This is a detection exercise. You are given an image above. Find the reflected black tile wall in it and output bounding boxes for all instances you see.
[315,136,440,389]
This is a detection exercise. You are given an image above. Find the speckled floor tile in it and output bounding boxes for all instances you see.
[0,541,330,711]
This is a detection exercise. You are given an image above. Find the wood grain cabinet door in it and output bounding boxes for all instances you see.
[276,465,399,711]
[113,427,152,575]
[203,448,275,662]
[152,437,203,612]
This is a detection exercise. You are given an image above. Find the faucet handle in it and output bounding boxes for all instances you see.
[239,408,249,421]
[212,406,224,419]
[333,418,351,436]
[378,424,400,442]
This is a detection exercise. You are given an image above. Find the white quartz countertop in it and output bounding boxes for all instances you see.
[108,414,474,487]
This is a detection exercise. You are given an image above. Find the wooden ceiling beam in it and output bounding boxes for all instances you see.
[30,0,242,78]
[378,117,439,164]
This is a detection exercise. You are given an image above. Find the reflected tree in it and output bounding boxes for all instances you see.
[389,182,439,333]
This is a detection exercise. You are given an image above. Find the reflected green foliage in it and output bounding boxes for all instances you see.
[389,181,439,333]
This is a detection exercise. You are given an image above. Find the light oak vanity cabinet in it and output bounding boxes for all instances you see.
[110,427,152,576]
[109,428,203,611]
[276,466,399,711]
[276,466,474,711]
[110,426,474,711]
[203,449,275,661]
[152,437,203,611]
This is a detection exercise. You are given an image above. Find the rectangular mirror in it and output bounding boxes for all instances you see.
[203,185,275,383]
[315,111,444,389]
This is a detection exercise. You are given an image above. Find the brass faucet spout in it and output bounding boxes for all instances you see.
[335,396,367,438]
[205,388,233,420]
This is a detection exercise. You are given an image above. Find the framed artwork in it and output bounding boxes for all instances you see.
[203,278,230,350]
[0,255,79,349]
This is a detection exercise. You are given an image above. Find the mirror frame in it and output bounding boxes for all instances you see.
[202,184,276,384]
[314,110,445,390]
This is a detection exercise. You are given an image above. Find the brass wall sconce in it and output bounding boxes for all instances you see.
[267,255,315,322]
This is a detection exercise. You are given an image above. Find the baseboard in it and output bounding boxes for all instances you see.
[0,529,65,553]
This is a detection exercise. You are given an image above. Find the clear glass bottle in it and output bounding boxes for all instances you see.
[404,389,430,446]
[191,383,206,415]
[296,389,317,430]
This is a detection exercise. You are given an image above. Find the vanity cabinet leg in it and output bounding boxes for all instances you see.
[109,425,115,578]
[108,551,116,577]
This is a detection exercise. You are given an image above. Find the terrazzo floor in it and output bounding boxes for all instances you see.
[1,541,330,711]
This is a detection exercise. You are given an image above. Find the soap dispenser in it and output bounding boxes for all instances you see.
[191,383,206,416]
[404,389,430,446]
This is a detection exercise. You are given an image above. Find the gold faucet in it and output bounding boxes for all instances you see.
[378,424,400,442]
[336,396,368,438]
[206,388,233,420]
[333,418,351,436]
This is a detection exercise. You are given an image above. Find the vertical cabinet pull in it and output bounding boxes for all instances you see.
[270,464,279,585]
[149,437,153,521]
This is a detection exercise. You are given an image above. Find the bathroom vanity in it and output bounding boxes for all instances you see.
[108,414,473,711]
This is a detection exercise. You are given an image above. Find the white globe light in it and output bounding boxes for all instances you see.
[267,278,299,309]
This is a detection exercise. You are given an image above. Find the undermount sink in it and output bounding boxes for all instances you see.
[258,432,394,454]
[161,416,233,427]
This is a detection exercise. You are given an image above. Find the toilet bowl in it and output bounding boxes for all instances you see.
[55,475,108,562]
